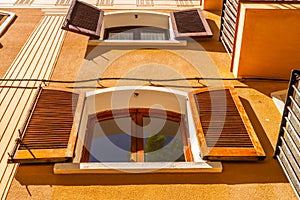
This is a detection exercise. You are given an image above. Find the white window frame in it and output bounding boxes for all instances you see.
[0,10,15,37]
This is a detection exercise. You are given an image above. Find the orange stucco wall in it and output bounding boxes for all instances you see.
[202,0,223,11]
[232,4,300,79]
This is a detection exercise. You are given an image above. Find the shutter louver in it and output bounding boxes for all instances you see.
[9,87,85,163]
[170,9,213,39]
[61,0,104,39]
[189,87,265,161]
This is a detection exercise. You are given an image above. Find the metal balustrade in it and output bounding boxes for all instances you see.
[274,69,300,199]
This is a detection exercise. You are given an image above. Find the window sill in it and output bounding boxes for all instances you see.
[88,39,187,47]
[54,162,222,174]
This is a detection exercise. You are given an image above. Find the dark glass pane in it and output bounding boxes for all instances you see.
[88,117,132,162]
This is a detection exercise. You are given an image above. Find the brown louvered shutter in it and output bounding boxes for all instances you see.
[189,87,265,161]
[61,0,104,39]
[10,87,85,163]
[170,9,213,39]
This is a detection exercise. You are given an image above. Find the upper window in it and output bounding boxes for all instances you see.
[81,109,192,162]
[61,1,213,42]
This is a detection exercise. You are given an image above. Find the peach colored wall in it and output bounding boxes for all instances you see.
[202,0,223,11]
[232,4,300,79]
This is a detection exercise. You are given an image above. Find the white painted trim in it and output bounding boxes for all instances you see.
[168,16,175,40]
[88,39,187,46]
[0,10,16,37]
[54,162,222,174]
[104,10,170,17]
[86,86,187,97]
[85,86,202,162]
[186,97,202,162]
[42,8,69,15]
[271,89,287,115]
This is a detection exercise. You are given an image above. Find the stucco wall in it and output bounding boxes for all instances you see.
[232,4,300,79]
[202,0,223,11]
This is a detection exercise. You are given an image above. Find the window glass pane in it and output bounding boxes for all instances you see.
[108,32,134,40]
[143,117,185,162]
[88,117,132,162]
[140,32,165,40]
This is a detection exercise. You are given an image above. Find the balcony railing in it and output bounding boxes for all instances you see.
[274,69,300,199]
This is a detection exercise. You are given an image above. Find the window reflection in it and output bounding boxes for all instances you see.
[88,118,132,162]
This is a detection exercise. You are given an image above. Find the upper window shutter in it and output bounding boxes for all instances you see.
[9,87,85,163]
[61,0,104,39]
[189,87,265,161]
[170,9,213,39]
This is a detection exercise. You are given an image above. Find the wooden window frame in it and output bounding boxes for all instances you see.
[81,108,193,162]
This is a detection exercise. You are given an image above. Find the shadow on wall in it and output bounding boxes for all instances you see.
[207,9,222,17]
[14,98,288,186]
[84,20,225,61]
[195,19,226,53]
[241,81,289,97]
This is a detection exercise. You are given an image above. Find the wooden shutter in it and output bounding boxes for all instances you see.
[189,87,265,161]
[61,0,104,39]
[170,9,213,39]
[9,87,85,163]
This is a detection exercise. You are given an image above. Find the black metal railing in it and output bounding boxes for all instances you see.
[219,0,239,57]
[274,69,300,199]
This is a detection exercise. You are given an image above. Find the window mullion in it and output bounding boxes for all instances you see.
[81,117,97,162]
[130,113,138,162]
[136,111,144,162]
[180,118,193,162]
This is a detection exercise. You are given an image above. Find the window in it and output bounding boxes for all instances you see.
[81,109,192,162]
[104,26,169,40]
[9,86,265,165]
